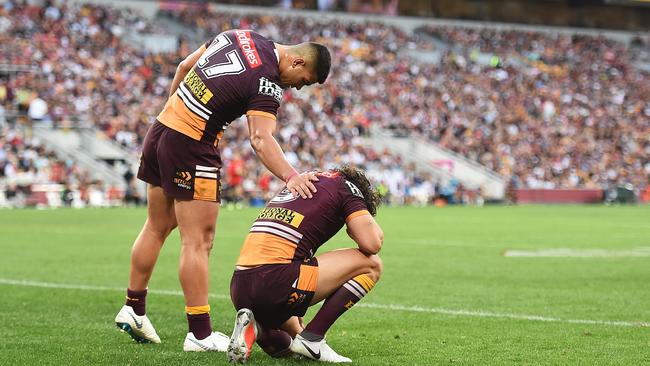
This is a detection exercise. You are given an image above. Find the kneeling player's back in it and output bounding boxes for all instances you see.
[236,171,370,266]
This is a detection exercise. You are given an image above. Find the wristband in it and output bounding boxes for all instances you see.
[285,170,299,183]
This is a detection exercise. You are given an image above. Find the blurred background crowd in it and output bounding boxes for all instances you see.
[1,0,648,208]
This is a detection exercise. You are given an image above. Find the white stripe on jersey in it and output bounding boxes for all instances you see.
[177,88,210,120]
[252,221,303,239]
[250,226,301,244]
[179,83,212,116]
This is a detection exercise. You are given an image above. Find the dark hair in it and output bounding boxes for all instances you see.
[309,42,331,84]
[333,165,381,216]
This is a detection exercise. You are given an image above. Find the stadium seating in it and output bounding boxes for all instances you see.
[0,124,127,207]
[1,1,648,207]
[164,6,650,196]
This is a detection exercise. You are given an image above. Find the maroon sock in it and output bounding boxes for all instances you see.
[125,288,147,316]
[257,328,292,358]
[304,275,374,337]
[187,313,212,340]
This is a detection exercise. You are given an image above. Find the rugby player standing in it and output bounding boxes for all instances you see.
[227,166,383,363]
[114,30,331,351]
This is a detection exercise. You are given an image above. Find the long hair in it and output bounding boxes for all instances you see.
[333,165,381,216]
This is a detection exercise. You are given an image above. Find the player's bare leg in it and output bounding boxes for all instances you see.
[116,185,175,344]
[175,199,229,351]
[291,249,383,363]
[175,199,218,307]
[280,316,304,337]
[129,185,177,291]
[311,248,382,304]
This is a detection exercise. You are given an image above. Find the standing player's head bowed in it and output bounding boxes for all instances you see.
[277,42,331,90]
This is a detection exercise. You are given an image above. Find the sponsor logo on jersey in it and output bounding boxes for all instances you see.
[257,207,305,228]
[345,180,364,199]
[183,70,213,104]
[174,171,193,190]
[235,30,262,69]
[258,77,283,103]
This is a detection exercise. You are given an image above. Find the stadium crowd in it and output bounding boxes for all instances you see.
[1,0,648,207]
[163,6,650,195]
[0,124,128,207]
[417,26,650,191]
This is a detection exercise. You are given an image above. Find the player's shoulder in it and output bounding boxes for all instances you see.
[228,30,276,62]
[248,30,272,44]
[220,29,269,40]
[226,29,281,97]
[315,170,342,185]
[317,171,364,199]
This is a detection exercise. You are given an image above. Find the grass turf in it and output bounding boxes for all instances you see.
[0,205,649,365]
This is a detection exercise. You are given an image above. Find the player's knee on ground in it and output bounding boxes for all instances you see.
[367,254,383,282]
[257,328,292,358]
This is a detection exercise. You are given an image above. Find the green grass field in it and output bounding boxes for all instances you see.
[1,205,649,365]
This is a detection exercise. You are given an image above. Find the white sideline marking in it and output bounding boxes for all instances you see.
[1,278,648,328]
[357,303,650,328]
[503,247,650,258]
[0,278,229,300]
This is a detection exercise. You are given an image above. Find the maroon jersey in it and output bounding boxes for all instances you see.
[158,30,283,145]
[236,171,370,266]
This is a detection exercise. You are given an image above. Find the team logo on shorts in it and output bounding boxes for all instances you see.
[287,291,306,306]
[174,171,193,190]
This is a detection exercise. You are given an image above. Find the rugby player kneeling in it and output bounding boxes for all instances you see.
[227,166,383,363]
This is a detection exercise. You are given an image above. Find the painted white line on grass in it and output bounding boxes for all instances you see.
[503,247,650,258]
[0,278,229,300]
[402,239,505,249]
[357,303,650,328]
[1,278,648,328]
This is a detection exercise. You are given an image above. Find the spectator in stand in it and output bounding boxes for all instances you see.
[3,1,648,206]
[0,125,102,207]
[27,91,48,125]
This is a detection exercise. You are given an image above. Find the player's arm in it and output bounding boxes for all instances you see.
[168,45,206,97]
[247,113,317,199]
[346,213,383,255]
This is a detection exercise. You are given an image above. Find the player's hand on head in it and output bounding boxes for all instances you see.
[286,171,318,199]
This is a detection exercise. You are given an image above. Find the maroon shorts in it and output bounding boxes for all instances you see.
[137,121,222,202]
[230,258,319,329]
